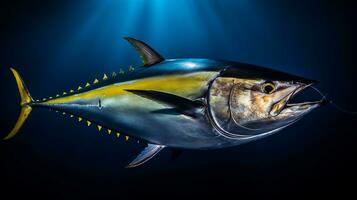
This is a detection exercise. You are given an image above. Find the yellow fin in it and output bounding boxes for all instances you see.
[107,129,112,134]
[93,79,99,84]
[97,125,102,131]
[102,74,108,80]
[77,86,82,90]
[85,82,90,87]
[4,68,33,140]
[116,132,120,138]
[125,136,129,141]
[4,106,32,140]
[87,121,91,126]
[78,117,82,122]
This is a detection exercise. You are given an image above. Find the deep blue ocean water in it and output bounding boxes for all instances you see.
[0,0,356,199]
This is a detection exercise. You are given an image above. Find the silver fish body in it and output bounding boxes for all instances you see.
[4,38,323,167]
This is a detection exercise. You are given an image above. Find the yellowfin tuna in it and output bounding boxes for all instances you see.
[3,37,325,168]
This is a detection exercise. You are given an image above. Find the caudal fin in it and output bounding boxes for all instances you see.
[3,68,33,140]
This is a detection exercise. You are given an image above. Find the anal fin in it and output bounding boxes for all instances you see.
[126,144,165,168]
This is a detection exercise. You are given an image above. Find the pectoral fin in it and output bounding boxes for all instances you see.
[125,89,204,117]
[126,144,165,168]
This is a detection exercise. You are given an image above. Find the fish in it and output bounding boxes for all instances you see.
[4,37,325,168]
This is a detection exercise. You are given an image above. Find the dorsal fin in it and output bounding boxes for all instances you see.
[124,37,164,66]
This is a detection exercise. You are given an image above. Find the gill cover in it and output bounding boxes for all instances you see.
[3,68,33,140]
[208,77,267,139]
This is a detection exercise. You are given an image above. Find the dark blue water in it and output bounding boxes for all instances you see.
[1,0,356,199]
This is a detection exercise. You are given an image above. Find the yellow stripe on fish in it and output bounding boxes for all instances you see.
[41,72,217,105]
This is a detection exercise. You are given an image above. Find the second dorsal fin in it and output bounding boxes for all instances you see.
[124,37,164,66]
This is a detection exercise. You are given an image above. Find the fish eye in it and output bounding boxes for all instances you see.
[261,82,276,94]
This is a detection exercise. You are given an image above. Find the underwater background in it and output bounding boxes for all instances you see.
[0,0,356,199]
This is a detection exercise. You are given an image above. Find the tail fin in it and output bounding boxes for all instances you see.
[3,68,33,140]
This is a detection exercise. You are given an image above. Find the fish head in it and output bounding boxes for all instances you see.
[208,63,323,137]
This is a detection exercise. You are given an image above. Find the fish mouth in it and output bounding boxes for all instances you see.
[273,83,325,116]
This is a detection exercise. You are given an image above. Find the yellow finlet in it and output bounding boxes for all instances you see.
[49,96,53,99]
[93,79,99,84]
[116,132,120,138]
[128,66,135,72]
[56,94,60,97]
[125,136,129,141]
[97,125,102,131]
[78,117,82,122]
[85,82,90,87]
[107,129,112,134]
[87,121,91,126]
[119,69,125,74]
[63,92,67,95]
[102,73,108,80]
[62,112,66,115]
[42,98,47,101]
[112,72,117,77]
[70,89,74,93]
[70,115,74,118]
[77,86,82,90]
